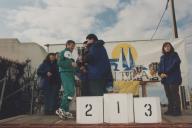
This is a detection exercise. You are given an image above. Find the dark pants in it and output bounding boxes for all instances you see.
[88,79,106,96]
[43,84,60,114]
[164,84,181,114]
[81,80,89,96]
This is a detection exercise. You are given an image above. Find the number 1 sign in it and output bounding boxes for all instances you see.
[104,93,134,123]
[76,96,103,124]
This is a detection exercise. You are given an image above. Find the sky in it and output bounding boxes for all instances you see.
[0,0,192,41]
[0,0,192,61]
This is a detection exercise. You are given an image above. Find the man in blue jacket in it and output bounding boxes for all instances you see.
[85,34,113,96]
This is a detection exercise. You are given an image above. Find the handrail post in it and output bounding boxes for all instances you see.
[0,78,6,112]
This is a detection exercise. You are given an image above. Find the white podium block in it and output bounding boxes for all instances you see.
[76,96,103,124]
[134,97,162,123]
[104,93,134,123]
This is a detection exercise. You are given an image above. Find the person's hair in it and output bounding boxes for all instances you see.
[83,41,87,44]
[66,40,75,47]
[86,34,98,41]
[55,52,59,56]
[162,42,174,54]
[43,53,55,62]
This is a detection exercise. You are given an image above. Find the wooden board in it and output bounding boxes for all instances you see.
[0,109,192,128]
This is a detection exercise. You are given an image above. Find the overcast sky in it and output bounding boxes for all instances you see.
[0,0,191,60]
[0,0,191,87]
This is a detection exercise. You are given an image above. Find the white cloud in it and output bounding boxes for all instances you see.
[101,0,170,41]
[2,0,192,45]
[5,0,119,45]
[100,0,192,42]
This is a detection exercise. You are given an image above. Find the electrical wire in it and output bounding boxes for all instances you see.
[150,0,169,40]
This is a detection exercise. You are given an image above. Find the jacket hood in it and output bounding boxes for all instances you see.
[96,40,105,46]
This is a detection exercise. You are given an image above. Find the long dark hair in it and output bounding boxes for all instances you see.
[43,53,55,63]
[162,42,175,54]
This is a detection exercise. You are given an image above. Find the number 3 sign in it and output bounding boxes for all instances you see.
[134,97,162,123]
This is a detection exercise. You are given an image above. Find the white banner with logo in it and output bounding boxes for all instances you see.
[105,39,188,85]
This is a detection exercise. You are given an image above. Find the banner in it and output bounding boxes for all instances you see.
[105,39,188,97]
[104,39,187,83]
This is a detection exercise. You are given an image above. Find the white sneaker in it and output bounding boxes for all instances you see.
[65,112,74,119]
[56,108,65,119]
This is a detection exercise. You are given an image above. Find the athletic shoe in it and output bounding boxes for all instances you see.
[56,108,65,119]
[65,112,74,119]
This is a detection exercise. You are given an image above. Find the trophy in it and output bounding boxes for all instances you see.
[77,47,86,67]
[148,62,159,81]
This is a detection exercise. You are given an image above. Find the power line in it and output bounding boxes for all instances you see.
[150,0,169,40]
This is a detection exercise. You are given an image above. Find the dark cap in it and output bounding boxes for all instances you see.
[86,34,98,41]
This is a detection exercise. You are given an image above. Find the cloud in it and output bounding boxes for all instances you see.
[4,0,120,45]
[100,0,192,42]
[100,0,171,41]
[1,0,192,45]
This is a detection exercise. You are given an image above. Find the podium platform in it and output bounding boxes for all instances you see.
[1,109,192,128]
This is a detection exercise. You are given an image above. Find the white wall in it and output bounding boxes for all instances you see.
[0,38,47,70]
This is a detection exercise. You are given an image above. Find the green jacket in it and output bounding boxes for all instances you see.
[57,48,75,72]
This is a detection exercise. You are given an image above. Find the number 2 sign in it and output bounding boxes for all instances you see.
[85,104,92,116]
[76,97,103,124]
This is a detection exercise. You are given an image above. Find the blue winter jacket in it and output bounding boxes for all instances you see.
[158,52,182,85]
[37,61,61,89]
[85,40,113,83]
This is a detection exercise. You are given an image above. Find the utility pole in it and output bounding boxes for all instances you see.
[169,0,179,38]
[169,0,188,110]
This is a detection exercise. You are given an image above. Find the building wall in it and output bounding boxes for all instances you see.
[0,38,47,70]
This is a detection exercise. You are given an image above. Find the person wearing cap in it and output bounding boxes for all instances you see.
[84,34,113,96]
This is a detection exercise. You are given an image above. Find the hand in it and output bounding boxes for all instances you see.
[78,56,83,61]
[47,72,52,77]
[80,66,86,73]
[160,73,167,78]
[72,62,77,67]
[80,66,85,70]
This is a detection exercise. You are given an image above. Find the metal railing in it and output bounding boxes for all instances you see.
[0,77,7,112]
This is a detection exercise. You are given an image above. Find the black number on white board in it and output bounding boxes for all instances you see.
[144,104,152,116]
[85,104,92,116]
[117,101,120,114]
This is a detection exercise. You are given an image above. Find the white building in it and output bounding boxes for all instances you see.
[0,38,47,70]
